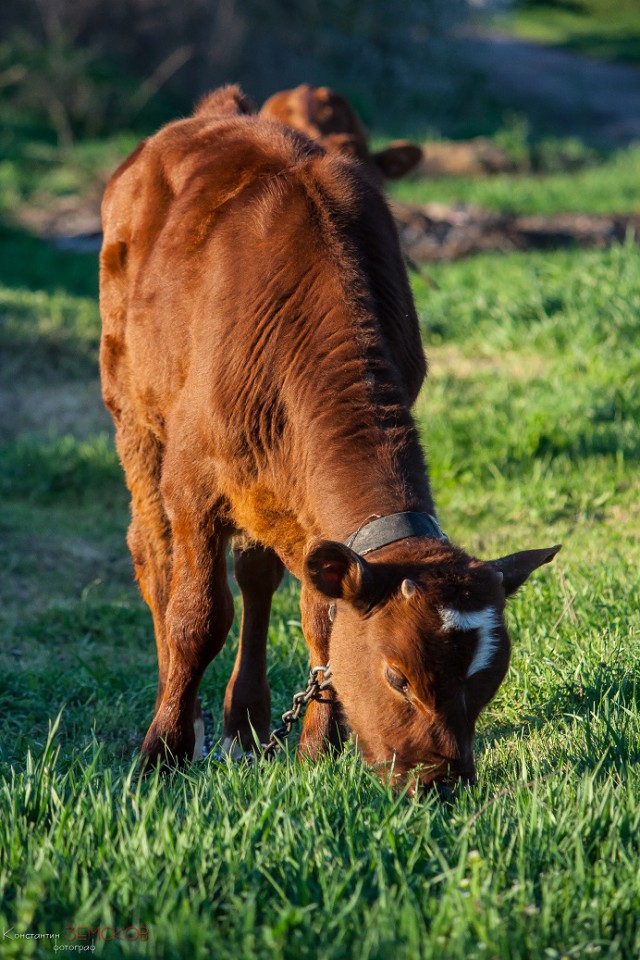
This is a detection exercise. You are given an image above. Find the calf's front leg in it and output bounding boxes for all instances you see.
[222,540,284,754]
[298,586,347,759]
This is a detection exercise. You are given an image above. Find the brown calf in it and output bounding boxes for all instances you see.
[260,83,423,184]
[99,86,559,791]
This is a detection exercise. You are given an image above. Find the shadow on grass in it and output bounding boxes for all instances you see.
[0,326,99,383]
[480,661,640,772]
[0,220,98,300]
[0,219,101,387]
[532,418,640,463]
[0,434,123,506]
[560,31,640,66]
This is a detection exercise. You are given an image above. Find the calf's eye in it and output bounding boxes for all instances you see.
[385,664,409,694]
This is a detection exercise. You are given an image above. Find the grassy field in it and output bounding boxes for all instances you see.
[1,135,640,958]
[497,0,640,65]
[390,145,640,214]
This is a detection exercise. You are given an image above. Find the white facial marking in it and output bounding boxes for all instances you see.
[439,606,500,677]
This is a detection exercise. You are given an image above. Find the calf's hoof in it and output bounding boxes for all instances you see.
[140,714,195,770]
[221,716,268,755]
[220,736,257,760]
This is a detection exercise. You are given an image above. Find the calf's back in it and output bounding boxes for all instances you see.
[100,87,425,574]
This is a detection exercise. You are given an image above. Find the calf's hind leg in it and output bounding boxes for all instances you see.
[222,539,284,754]
[111,415,172,716]
[142,496,235,767]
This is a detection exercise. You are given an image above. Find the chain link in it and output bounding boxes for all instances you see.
[208,663,333,763]
[261,663,333,760]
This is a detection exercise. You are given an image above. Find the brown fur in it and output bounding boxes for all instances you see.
[100,85,559,787]
[260,84,423,184]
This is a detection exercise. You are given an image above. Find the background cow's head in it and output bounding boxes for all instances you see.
[304,538,560,793]
[260,83,423,183]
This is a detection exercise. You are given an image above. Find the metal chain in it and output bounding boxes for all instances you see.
[261,663,333,760]
[208,663,333,763]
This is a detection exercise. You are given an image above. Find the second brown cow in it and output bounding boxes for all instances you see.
[261,83,423,184]
[100,86,559,792]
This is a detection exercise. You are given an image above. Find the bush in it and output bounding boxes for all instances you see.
[0,0,483,140]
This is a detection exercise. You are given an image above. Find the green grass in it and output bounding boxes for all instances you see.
[498,0,640,65]
[390,145,640,214]
[1,146,640,958]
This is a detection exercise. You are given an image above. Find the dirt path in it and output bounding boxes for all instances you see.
[466,32,640,146]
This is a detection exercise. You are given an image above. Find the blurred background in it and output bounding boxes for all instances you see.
[3,0,640,137]
[1,0,640,243]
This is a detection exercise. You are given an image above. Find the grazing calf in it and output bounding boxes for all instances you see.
[261,83,423,184]
[99,86,559,791]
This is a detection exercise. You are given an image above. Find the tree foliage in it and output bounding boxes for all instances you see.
[0,0,480,141]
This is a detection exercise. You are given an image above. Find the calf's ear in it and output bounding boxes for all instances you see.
[304,541,373,605]
[373,141,423,180]
[488,545,562,597]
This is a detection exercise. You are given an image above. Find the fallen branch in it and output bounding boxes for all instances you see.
[393,200,640,262]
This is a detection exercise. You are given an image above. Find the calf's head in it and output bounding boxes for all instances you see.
[260,83,422,183]
[304,538,560,792]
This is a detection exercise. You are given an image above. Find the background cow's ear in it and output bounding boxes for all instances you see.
[304,541,372,604]
[373,141,423,180]
[488,545,562,597]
